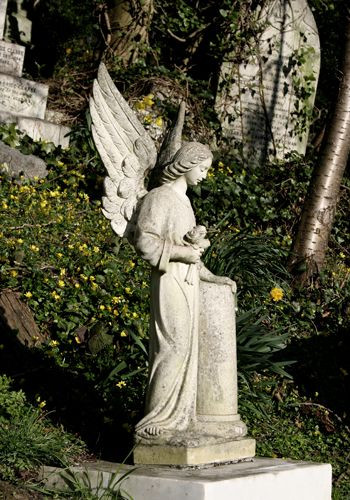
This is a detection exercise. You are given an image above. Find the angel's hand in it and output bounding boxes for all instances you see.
[171,245,203,264]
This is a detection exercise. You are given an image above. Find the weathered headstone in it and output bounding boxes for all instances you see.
[216,0,320,162]
[0,73,48,118]
[0,40,24,76]
[0,139,48,178]
[4,0,31,44]
[0,0,8,38]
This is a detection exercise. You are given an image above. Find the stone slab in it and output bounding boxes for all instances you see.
[17,116,70,148]
[42,457,332,500]
[0,112,70,148]
[0,40,25,76]
[134,437,256,466]
[0,0,8,38]
[0,139,48,178]
[0,73,48,119]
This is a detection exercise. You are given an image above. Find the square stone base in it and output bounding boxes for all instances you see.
[42,457,332,500]
[134,437,256,466]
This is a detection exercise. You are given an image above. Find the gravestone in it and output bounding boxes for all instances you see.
[0,73,48,118]
[0,40,24,76]
[0,0,71,147]
[0,139,48,178]
[0,0,7,38]
[4,0,31,44]
[216,0,320,162]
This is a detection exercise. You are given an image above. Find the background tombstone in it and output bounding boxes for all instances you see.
[0,40,24,75]
[216,0,320,163]
[0,0,8,38]
[0,73,48,118]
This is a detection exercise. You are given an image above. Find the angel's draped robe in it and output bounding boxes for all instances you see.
[134,184,198,435]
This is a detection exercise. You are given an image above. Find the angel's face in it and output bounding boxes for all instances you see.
[185,157,212,186]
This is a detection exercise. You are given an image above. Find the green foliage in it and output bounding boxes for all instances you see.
[241,379,350,498]
[0,376,86,482]
[35,466,134,499]
[0,376,27,423]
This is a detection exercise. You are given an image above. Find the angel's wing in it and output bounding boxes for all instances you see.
[89,63,157,238]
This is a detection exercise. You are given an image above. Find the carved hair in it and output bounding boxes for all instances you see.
[159,142,213,185]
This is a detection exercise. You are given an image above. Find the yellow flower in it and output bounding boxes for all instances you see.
[143,114,152,125]
[125,287,132,295]
[270,287,284,302]
[51,291,61,301]
[143,94,154,107]
[99,304,105,311]
[60,268,66,276]
[135,100,146,110]
[155,116,163,127]
[112,296,122,304]
[66,47,72,55]
[50,340,59,347]
[68,244,74,250]
[39,400,46,409]
[93,246,100,254]
[40,200,48,208]
[10,270,18,277]
[2,201,8,209]
[30,244,39,252]
[74,283,80,289]
[116,380,126,389]
[113,309,119,316]
[74,335,81,344]
[57,252,63,259]
[58,280,65,288]
[132,312,139,319]
[120,330,127,337]
[80,274,88,281]
[24,291,33,298]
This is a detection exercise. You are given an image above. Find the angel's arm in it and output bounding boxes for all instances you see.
[134,191,200,271]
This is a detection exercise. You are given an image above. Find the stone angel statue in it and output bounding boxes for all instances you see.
[90,64,254,466]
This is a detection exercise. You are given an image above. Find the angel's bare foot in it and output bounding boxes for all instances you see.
[137,425,162,438]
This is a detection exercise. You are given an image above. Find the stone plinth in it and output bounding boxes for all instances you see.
[0,40,25,77]
[134,437,255,466]
[42,458,332,500]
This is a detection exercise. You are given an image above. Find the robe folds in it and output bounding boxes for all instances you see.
[134,184,199,435]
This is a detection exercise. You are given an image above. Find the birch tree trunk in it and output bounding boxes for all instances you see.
[106,0,154,66]
[289,16,350,282]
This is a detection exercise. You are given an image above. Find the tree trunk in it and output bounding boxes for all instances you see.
[289,16,350,283]
[106,0,154,65]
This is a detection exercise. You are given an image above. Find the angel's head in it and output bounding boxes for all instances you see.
[159,142,213,186]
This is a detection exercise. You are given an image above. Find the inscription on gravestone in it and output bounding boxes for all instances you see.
[0,73,48,119]
[216,0,320,162]
[0,40,24,76]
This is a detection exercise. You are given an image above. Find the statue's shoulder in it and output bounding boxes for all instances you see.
[143,185,174,203]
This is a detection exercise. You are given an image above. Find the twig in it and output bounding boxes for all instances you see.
[9,221,57,230]
[167,28,186,43]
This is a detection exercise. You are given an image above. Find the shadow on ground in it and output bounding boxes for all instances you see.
[284,327,350,422]
[0,312,137,463]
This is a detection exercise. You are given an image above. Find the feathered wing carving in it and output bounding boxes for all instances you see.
[89,63,157,239]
